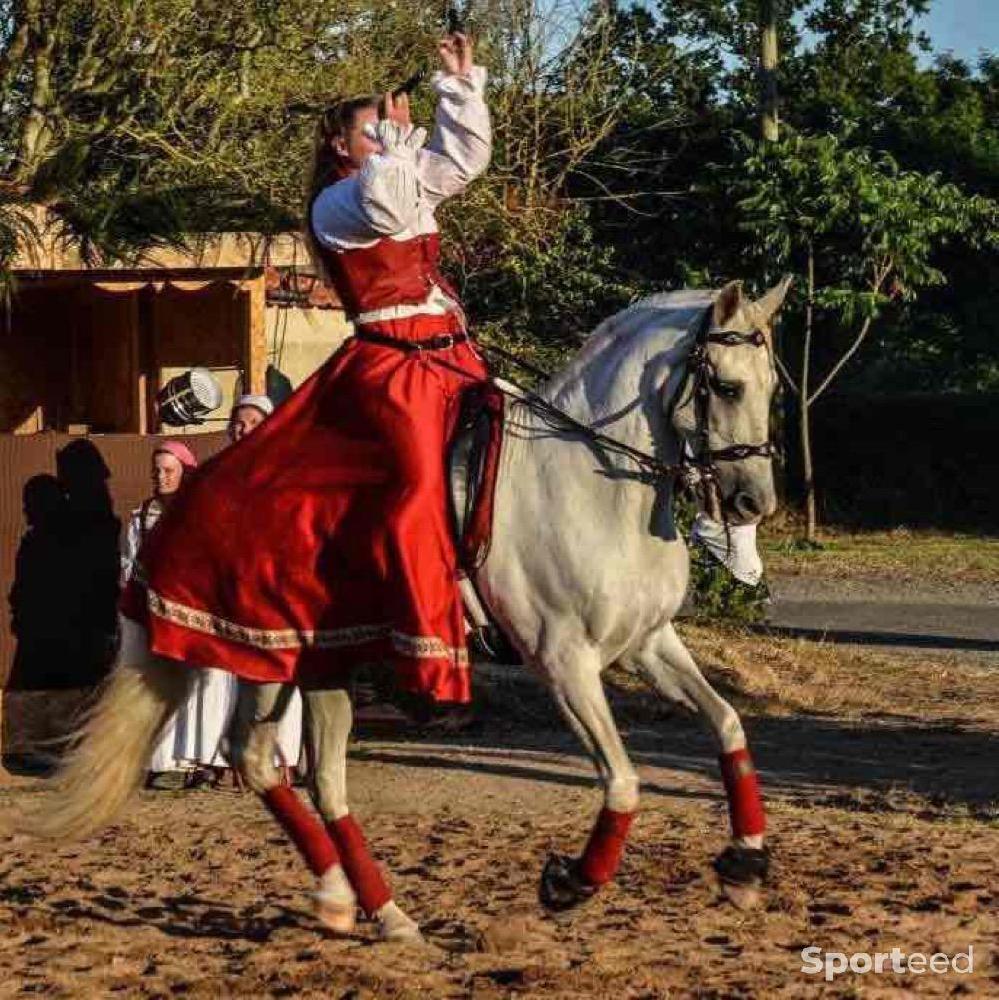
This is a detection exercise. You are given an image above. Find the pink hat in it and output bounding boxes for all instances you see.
[154,440,198,469]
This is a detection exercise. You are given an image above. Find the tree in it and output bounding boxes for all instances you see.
[0,0,664,344]
[0,0,444,269]
[730,131,997,539]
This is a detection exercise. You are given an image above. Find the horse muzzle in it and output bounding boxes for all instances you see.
[721,487,777,525]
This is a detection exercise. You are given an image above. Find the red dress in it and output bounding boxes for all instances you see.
[123,74,493,703]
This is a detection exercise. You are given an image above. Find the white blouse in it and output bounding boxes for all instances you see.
[311,66,492,252]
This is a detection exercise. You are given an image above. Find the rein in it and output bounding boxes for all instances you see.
[479,306,773,491]
[477,341,680,484]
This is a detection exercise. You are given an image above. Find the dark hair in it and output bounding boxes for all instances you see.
[304,95,379,283]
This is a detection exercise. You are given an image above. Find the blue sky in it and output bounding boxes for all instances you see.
[615,1,999,66]
[918,0,998,64]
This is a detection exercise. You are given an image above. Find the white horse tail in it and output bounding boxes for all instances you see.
[22,620,192,841]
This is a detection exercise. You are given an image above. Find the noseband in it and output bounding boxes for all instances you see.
[678,310,774,494]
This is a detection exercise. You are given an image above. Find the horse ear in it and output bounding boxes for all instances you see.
[712,281,744,328]
[755,274,794,321]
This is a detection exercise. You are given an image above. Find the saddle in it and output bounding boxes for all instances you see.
[447,382,518,661]
[448,381,505,572]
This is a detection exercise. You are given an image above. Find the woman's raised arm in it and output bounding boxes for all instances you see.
[419,34,492,207]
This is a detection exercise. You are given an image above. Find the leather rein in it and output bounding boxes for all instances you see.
[478,305,774,491]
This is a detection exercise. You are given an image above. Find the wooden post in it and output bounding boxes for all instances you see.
[760,1,788,508]
[144,284,161,434]
[126,289,143,433]
[242,272,267,395]
[760,0,779,142]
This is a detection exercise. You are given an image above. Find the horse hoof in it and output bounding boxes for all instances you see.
[539,853,598,913]
[713,845,770,910]
[380,923,424,945]
[720,880,761,911]
[313,897,357,935]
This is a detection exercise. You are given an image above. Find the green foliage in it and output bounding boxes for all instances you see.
[731,130,997,325]
[688,554,771,624]
[461,207,642,351]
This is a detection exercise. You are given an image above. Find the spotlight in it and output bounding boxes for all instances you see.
[156,368,223,427]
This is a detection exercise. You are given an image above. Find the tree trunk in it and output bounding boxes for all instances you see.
[800,398,817,542]
[14,20,57,183]
[800,245,816,541]
[760,0,779,142]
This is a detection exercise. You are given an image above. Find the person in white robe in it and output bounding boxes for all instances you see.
[122,441,239,786]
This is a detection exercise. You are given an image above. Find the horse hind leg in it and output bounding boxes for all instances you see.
[228,681,354,933]
[634,623,769,909]
[303,687,420,943]
[539,646,640,912]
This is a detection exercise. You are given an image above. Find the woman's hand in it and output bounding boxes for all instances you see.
[439,32,473,77]
[381,90,412,127]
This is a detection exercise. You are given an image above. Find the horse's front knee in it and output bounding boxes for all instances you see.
[229,723,279,794]
[310,765,348,822]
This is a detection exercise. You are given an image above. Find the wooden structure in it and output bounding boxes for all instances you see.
[2,270,267,434]
[3,220,346,435]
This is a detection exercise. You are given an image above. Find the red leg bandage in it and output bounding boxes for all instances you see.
[329,814,392,916]
[719,748,766,838]
[262,786,340,876]
[578,808,635,886]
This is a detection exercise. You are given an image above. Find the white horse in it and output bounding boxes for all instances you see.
[22,279,789,940]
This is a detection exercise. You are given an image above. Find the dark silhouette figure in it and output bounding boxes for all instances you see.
[8,476,75,689]
[55,440,121,686]
[8,442,121,689]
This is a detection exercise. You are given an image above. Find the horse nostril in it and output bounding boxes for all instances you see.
[732,492,762,520]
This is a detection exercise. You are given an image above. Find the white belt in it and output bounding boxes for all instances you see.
[353,284,464,327]
[353,301,448,325]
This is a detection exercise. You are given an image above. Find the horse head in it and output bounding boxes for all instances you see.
[670,278,792,525]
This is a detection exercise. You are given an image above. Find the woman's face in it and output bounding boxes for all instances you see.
[333,106,380,173]
[153,453,185,497]
[228,405,266,442]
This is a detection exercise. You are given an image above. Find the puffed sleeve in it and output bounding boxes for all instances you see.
[418,65,492,208]
[311,121,425,248]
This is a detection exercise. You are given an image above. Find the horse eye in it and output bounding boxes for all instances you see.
[713,379,743,400]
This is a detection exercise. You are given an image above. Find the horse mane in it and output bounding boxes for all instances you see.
[543,289,717,422]
[572,288,716,359]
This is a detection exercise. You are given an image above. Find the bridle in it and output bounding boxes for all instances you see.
[672,308,774,504]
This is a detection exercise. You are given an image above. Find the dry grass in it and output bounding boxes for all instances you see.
[613,622,999,728]
[758,522,999,588]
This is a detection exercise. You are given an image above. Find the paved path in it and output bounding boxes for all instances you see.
[762,575,999,656]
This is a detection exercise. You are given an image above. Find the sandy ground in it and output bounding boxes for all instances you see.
[1,657,998,998]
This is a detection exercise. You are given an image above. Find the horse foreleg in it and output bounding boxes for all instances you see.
[303,687,420,943]
[540,649,640,911]
[634,623,769,907]
[229,682,350,929]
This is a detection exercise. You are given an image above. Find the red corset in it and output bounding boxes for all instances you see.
[311,227,460,318]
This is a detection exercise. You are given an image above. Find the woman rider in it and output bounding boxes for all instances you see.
[121,31,491,938]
